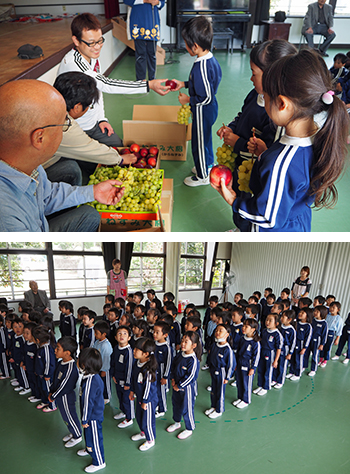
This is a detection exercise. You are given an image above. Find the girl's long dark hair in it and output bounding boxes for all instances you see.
[183,331,202,361]
[263,48,349,208]
[134,337,158,382]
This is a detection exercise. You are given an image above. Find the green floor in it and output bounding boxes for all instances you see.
[2,343,350,474]
[103,48,350,232]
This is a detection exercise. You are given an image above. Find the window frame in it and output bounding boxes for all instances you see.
[129,243,166,293]
[179,242,207,291]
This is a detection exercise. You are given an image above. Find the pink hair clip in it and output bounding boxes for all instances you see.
[322,90,334,105]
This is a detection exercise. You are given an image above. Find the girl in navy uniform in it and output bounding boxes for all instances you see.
[77,348,106,473]
[254,314,283,396]
[214,49,349,232]
[110,325,135,429]
[11,318,30,395]
[153,321,172,418]
[206,324,235,419]
[49,337,82,446]
[23,322,40,402]
[272,310,296,389]
[308,306,328,376]
[130,337,158,451]
[287,308,313,381]
[234,318,261,409]
[5,314,16,384]
[0,315,11,380]
[332,312,350,364]
[33,325,57,411]
[167,331,201,440]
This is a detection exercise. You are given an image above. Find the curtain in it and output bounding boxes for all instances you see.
[120,242,134,275]
[104,0,120,19]
[102,242,116,273]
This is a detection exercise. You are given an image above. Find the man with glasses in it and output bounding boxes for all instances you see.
[58,12,171,148]
[0,79,125,232]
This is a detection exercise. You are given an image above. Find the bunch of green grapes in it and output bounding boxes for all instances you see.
[216,144,237,172]
[87,166,164,213]
[237,160,254,193]
[177,104,191,125]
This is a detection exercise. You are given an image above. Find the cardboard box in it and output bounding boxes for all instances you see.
[123,105,191,161]
[112,17,165,65]
[99,178,173,232]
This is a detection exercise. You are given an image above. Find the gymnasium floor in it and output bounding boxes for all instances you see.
[104,47,350,232]
[1,340,350,474]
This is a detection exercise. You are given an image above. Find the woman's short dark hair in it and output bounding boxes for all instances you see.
[71,12,102,41]
[182,16,213,52]
[79,347,102,374]
[54,72,99,112]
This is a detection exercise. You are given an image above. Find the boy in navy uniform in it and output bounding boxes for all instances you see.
[59,300,76,338]
[175,16,222,186]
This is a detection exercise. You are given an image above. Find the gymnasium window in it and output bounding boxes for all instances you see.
[0,242,105,301]
[270,1,349,16]
[179,242,206,290]
[212,259,227,289]
[129,243,165,292]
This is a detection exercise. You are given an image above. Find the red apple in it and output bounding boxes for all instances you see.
[147,157,157,167]
[120,148,131,155]
[140,147,148,157]
[166,80,177,90]
[209,165,232,187]
[149,146,158,156]
[130,143,140,153]
[138,159,147,167]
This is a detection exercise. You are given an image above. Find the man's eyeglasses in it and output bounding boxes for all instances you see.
[80,37,105,48]
[32,115,72,134]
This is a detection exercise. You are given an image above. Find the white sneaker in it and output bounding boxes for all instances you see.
[253,387,262,394]
[166,422,181,433]
[177,429,193,440]
[139,440,155,452]
[271,381,277,387]
[230,381,237,387]
[308,371,316,377]
[155,411,165,419]
[113,412,126,420]
[19,388,31,395]
[201,364,209,371]
[331,355,339,361]
[29,397,41,403]
[232,399,241,406]
[14,386,24,392]
[236,401,249,409]
[285,373,293,379]
[208,411,222,419]
[11,380,19,386]
[0,375,10,380]
[77,449,89,457]
[183,175,209,187]
[131,432,146,441]
[191,166,197,174]
[65,437,82,448]
[63,433,73,442]
[206,385,212,392]
[290,375,300,382]
[118,419,133,429]
[204,408,215,416]
[257,389,267,396]
[84,463,106,473]
[274,383,283,389]
[343,358,350,365]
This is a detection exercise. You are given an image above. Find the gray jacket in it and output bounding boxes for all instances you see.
[302,2,334,34]
[24,289,51,310]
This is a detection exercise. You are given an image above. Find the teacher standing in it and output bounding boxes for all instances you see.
[107,259,128,299]
[291,266,312,306]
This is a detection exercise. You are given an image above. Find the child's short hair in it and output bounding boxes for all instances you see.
[133,319,150,338]
[5,313,15,323]
[103,303,112,311]
[78,306,89,317]
[82,310,96,322]
[94,320,109,335]
[186,316,202,329]
[235,292,243,300]
[126,302,136,313]
[326,294,335,301]
[164,301,177,316]
[154,320,171,335]
[265,287,273,294]
[32,325,50,344]
[281,299,291,310]
[59,300,74,314]
[330,301,341,312]
[109,307,121,319]
[105,294,115,304]
[116,325,132,337]
[247,304,259,316]
[158,313,173,327]
[217,311,231,326]
[210,306,222,318]
[248,295,259,304]
[79,347,102,374]
[314,305,328,320]
[147,308,161,320]
[182,16,213,52]
[147,289,156,296]
[314,295,326,306]
[163,292,175,302]
[0,303,8,315]
[281,288,290,296]
[253,291,261,299]
[24,321,38,333]
[301,307,314,324]
[57,336,78,358]
[266,293,276,302]
[133,291,144,302]
[40,315,55,333]
[299,297,312,307]
[232,307,244,318]
[273,302,284,312]
[135,304,146,314]
[334,53,347,64]
[267,312,280,326]
[187,308,201,319]
[238,299,249,310]
[222,302,233,311]
[282,309,296,328]
[115,297,125,309]
[29,310,42,324]
[208,295,219,304]
[18,300,33,313]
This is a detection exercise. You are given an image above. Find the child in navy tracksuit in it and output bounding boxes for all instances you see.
[0,315,10,379]
[177,16,222,186]
[287,308,313,381]
[78,348,106,472]
[11,318,30,394]
[153,321,172,417]
[308,306,328,376]
[110,326,135,428]
[59,300,76,339]
[33,325,57,410]
[254,313,283,396]
[23,322,40,402]
[333,312,350,364]
[272,310,296,388]
[130,337,158,452]
[206,324,235,418]
[234,318,261,409]
[167,331,201,440]
[81,311,96,350]
[49,337,82,447]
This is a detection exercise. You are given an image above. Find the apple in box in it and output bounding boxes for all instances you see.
[130,143,140,153]
[147,155,157,167]
[209,165,232,187]
[140,147,148,158]
[149,146,158,156]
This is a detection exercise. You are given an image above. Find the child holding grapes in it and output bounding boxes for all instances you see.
[173,16,222,187]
